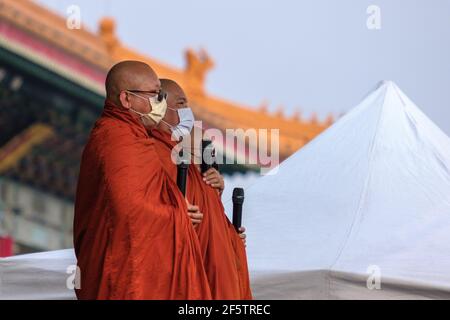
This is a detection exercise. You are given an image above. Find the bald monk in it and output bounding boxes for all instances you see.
[73,61,212,299]
[148,79,252,299]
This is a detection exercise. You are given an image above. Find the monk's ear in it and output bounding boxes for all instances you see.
[119,91,131,109]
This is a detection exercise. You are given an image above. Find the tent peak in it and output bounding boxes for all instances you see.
[376,80,397,89]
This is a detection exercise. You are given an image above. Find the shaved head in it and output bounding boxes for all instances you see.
[160,79,187,109]
[160,79,184,97]
[105,60,160,105]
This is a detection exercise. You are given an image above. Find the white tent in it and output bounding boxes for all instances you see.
[1,81,449,300]
[226,80,450,299]
[0,249,76,299]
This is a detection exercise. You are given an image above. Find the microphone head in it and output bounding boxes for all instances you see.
[232,187,244,204]
[178,161,188,169]
[202,139,215,162]
[177,149,189,168]
[201,139,212,149]
[201,139,216,174]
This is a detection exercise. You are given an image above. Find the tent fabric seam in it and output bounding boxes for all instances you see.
[326,86,389,297]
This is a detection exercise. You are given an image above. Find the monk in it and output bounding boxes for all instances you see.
[73,61,212,299]
[148,79,253,299]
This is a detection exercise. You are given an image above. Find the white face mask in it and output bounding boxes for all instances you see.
[127,91,168,126]
[162,107,195,141]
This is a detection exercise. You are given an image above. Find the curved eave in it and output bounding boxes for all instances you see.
[0,39,104,107]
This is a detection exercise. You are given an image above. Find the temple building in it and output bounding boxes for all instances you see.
[0,0,332,255]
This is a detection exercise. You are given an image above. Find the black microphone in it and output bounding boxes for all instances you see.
[177,150,189,196]
[201,139,218,174]
[232,187,244,232]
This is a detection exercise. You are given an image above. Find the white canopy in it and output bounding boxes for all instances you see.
[228,80,450,299]
[1,81,449,299]
[0,249,76,299]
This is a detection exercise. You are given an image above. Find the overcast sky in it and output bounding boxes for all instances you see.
[36,0,450,134]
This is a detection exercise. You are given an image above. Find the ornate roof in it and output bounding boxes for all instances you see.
[0,0,332,161]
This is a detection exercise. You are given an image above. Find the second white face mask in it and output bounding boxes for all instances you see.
[164,107,195,141]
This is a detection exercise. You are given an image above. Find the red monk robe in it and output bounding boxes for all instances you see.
[73,101,212,300]
[149,128,253,299]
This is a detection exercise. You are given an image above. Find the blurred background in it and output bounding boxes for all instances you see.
[0,0,449,255]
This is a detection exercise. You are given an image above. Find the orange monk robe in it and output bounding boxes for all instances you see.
[73,101,212,300]
[149,129,253,300]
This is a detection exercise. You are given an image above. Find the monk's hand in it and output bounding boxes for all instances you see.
[202,168,224,195]
[186,201,203,228]
[238,226,247,247]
